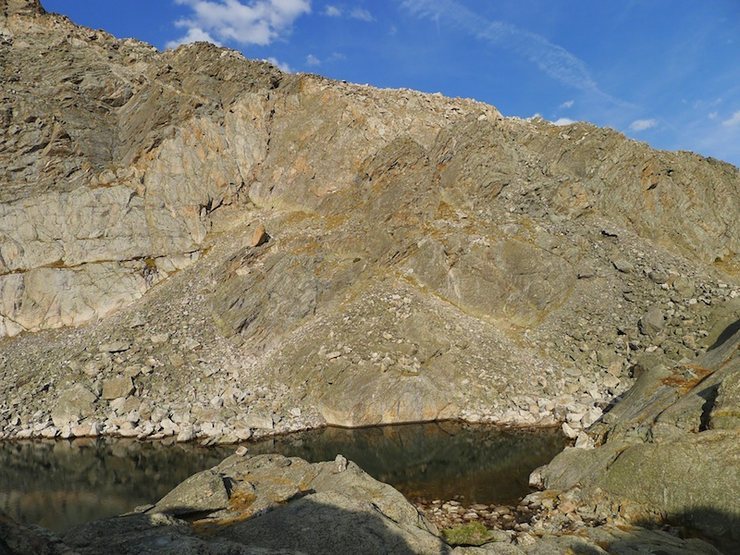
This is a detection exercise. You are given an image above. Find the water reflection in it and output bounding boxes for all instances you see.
[248,422,566,504]
[0,438,231,532]
[0,422,565,533]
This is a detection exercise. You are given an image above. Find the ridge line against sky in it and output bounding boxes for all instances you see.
[42,0,740,166]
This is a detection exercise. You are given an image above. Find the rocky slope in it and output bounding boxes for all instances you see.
[0,0,737,443]
[1,0,739,552]
[532,326,740,552]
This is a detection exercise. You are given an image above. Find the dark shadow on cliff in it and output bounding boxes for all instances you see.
[707,318,740,351]
[632,507,740,555]
[62,497,452,555]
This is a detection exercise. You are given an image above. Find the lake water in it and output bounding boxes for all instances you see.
[0,422,565,533]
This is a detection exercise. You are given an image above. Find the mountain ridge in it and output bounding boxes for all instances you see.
[0,1,739,552]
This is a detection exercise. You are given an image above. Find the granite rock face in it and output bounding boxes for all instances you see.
[1,0,738,437]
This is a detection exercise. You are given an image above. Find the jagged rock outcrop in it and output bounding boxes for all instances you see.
[1,452,714,554]
[534,327,740,551]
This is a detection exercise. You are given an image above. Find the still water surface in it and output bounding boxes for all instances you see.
[0,422,565,532]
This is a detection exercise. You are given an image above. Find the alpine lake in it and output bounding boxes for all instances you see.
[0,422,566,533]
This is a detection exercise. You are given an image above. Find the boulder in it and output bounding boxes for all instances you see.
[638,306,665,336]
[101,376,134,400]
[50,384,97,427]
[65,454,446,555]
[248,222,269,247]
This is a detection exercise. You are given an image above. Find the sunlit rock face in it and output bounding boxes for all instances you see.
[0,1,737,434]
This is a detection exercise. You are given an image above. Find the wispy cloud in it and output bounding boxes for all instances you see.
[303,51,345,67]
[169,0,311,47]
[552,117,575,126]
[322,5,374,22]
[400,0,617,102]
[324,4,341,17]
[559,99,574,109]
[350,8,374,22]
[266,56,292,72]
[722,110,740,127]
[629,118,658,132]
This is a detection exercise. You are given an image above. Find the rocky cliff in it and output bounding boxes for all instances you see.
[1,0,739,552]
[1,0,737,441]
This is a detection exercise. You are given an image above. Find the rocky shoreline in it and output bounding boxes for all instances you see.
[1,450,727,554]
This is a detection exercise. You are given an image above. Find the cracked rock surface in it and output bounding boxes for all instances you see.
[1,0,737,440]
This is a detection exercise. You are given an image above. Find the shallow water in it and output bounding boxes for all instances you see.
[0,422,565,533]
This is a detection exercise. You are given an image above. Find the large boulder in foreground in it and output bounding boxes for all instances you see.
[535,326,740,551]
[63,453,447,555]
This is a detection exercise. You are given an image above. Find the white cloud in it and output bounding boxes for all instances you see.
[171,0,311,47]
[350,8,374,21]
[552,117,575,126]
[559,99,574,109]
[708,112,718,120]
[722,110,740,127]
[265,56,292,72]
[165,26,221,49]
[304,51,345,67]
[402,0,606,97]
[629,118,658,132]
[324,5,341,16]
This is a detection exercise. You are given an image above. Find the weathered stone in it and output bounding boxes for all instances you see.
[639,306,665,336]
[611,258,634,274]
[101,376,134,400]
[51,384,97,427]
[151,469,230,516]
[242,413,274,430]
[710,369,740,430]
[98,341,130,353]
[648,270,669,284]
[249,222,269,247]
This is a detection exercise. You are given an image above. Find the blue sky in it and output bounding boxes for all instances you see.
[44,0,740,166]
